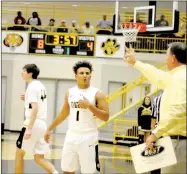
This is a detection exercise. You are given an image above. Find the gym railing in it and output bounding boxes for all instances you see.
[106,64,167,104]
[2,24,186,51]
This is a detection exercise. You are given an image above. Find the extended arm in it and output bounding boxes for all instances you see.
[134,61,170,89]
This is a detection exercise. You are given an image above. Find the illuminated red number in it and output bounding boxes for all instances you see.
[87,42,93,51]
[37,39,44,49]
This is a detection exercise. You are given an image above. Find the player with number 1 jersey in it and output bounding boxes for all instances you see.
[45,61,109,174]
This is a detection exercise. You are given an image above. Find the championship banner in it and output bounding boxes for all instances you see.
[2,31,28,54]
[96,35,125,58]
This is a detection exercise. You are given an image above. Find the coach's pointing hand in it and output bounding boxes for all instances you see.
[123,44,136,65]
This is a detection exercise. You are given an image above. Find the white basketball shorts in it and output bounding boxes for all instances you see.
[61,130,100,174]
[16,119,50,155]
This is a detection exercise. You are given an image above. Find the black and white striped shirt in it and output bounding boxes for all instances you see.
[152,94,162,127]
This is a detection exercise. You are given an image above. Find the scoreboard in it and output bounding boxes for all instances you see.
[28,32,95,57]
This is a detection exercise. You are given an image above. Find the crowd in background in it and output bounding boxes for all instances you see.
[2,10,186,53]
[5,11,187,38]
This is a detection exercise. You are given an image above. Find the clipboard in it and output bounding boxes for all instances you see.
[130,136,177,173]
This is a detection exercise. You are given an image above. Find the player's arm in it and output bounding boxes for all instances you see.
[88,91,109,122]
[24,87,38,140]
[47,92,70,131]
[133,61,170,89]
[28,102,38,129]
[27,87,39,129]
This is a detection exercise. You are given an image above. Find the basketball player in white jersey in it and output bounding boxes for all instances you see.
[44,61,109,174]
[15,64,58,174]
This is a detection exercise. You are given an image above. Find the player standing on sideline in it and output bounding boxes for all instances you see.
[44,61,109,174]
[15,64,59,174]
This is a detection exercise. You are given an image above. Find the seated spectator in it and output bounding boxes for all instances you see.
[27,12,42,26]
[49,18,55,26]
[82,21,94,34]
[46,18,55,32]
[96,14,112,35]
[69,20,81,33]
[130,14,144,23]
[9,18,26,31]
[155,14,169,26]
[57,20,68,33]
[138,96,152,143]
[14,11,26,24]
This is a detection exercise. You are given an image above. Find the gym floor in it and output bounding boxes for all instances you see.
[2,131,136,174]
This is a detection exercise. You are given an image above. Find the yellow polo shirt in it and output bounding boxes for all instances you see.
[134,61,186,138]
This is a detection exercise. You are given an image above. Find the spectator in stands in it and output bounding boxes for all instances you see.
[8,12,26,31]
[49,18,55,26]
[130,13,144,23]
[138,96,152,142]
[45,19,55,32]
[14,11,26,24]
[57,20,68,33]
[96,14,112,35]
[155,14,169,26]
[27,12,42,26]
[82,21,94,34]
[69,20,81,33]
[10,19,26,31]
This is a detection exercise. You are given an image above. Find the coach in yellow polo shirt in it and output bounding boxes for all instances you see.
[124,42,186,174]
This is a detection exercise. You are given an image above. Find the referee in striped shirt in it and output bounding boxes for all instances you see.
[151,94,162,174]
[151,94,162,129]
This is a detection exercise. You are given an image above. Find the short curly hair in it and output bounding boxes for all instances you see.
[73,61,93,74]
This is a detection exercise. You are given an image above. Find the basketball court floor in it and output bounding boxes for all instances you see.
[2,132,136,174]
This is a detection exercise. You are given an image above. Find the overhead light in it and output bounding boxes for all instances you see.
[72,4,78,7]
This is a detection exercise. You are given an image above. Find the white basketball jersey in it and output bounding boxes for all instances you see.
[24,80,47,125]
[68,85,99,133]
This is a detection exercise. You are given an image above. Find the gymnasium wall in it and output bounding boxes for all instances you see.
[2,53,165,132]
